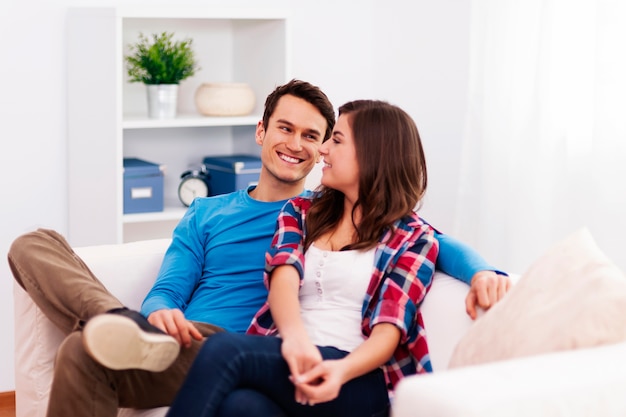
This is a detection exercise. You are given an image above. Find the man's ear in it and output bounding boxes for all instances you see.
[255,121,265,145]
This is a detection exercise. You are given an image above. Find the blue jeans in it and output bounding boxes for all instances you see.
[165,332,390,417]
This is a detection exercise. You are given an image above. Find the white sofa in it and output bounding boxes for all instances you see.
[13,239,626,417]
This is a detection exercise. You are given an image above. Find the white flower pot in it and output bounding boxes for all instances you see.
[146,84,178,119]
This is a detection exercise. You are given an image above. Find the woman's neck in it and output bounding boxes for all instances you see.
[315,202,360,251]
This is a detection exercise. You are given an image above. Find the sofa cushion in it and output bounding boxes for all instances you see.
[448,228,626,368]
[395,340,626,417]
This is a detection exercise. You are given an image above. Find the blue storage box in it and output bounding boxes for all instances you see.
[203,154,262,196]
[123,158,164,214]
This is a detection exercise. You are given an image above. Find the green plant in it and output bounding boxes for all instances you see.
[125,32,199,85]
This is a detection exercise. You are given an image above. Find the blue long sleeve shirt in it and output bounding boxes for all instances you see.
[141,188,501,333]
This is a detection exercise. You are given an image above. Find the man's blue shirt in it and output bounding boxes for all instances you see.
[141,187,498,333]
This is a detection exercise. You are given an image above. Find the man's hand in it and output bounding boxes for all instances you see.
[466,271,512,319]
[147,308,203,348]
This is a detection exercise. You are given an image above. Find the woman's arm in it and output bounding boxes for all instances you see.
[268,264,323,405]
[268,265,322,375]
[293,323,401,405]
[292,222,438,404]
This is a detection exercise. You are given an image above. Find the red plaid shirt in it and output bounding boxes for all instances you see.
[247,196,439,389]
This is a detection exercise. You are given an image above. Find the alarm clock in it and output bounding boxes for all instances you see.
[178,165,211,207]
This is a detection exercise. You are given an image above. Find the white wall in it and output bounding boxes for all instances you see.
[370,0,471,231]
[0,0,470,391]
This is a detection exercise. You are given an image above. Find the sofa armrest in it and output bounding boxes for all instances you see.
[393,341,626,417]
[14,238,171,417]
[420,272,473,371]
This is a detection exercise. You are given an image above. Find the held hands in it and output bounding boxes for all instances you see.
[466,270,512,319]
[290,359,347,406]
[147,308,203,348]
[285,324,400,406]
[281,336,323,405]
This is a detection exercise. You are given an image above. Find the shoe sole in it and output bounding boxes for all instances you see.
[82,314,180,372]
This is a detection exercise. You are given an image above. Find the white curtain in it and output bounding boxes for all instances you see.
[456,0,626,273]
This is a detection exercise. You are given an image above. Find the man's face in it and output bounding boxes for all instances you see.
[255,94,327,185]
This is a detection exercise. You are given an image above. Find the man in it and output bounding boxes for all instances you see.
[8,79,509,417]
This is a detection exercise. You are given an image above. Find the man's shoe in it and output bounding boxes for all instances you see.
[82,308,180,372]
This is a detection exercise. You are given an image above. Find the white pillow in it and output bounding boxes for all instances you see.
[448,228,626,368]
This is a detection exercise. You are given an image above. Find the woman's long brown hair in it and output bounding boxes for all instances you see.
[304,100,428,251]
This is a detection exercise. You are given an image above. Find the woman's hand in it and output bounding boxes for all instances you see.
[281,336,323,404]
[291,359,348,405]
[282,336,323,377]
[293,323,400,406]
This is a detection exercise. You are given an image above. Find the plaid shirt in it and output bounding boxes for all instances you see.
[247,196,439,389]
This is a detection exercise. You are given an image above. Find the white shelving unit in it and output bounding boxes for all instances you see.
[67,7,290,246]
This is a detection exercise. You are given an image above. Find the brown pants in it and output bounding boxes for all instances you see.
[8,229,221,417]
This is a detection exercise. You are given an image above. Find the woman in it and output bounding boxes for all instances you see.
[166,100,438,417]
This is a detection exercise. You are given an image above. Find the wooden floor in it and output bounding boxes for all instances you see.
[0,392,15,417]
[0,408,15,417]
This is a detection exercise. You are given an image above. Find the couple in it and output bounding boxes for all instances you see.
[9,79,509,417]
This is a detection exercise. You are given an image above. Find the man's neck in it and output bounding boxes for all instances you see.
[248,181,305,202]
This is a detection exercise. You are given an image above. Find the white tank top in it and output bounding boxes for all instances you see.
[299,244,376,352]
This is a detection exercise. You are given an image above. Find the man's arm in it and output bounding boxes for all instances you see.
[434,232,505,283]
[141,200,205,345]
[435,231,511,319]
[141,204,204,316]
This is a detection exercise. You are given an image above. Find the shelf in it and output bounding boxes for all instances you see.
[67,6,288,246]
[123,114,261,129]
[123,203,188,224]
[111,6,289,20]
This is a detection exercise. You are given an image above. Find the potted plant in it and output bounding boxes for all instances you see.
[125,31,199,119]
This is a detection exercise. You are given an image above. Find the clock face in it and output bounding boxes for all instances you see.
[178,177,209,207]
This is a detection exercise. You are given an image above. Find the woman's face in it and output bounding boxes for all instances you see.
[319,113,359,202]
